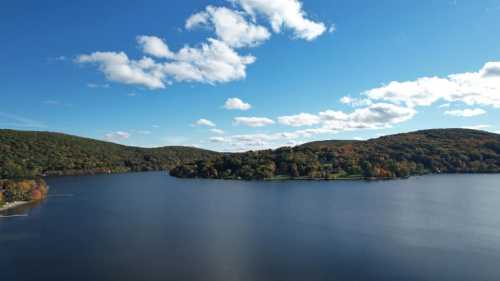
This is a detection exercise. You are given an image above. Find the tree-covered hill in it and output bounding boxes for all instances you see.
[0,129,218,179]
[170,129,500,180]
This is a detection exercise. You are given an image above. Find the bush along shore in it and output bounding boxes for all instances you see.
[0,179,49,211]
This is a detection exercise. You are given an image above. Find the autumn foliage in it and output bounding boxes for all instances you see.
[0,178,48,203]
[171,129,500,180]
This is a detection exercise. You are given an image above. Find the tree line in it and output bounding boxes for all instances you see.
[0,129,217,179]
[170,129,500,180]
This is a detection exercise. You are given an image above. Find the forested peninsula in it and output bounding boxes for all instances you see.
[170,129,500,180]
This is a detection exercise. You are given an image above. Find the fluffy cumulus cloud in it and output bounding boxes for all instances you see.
[195,118,216,127]
[209,102,415,151]
[444,108,487,117]
[344,103,416,129]
[361,61,500,108]
[186,6,271,48]
[163,38,256,84]
[77,37,256,89]
[137,35,174,58]
[232,0,327,40]
[278,113,320,127]
[234,116,275,127]
[276,103,416,132]
[481,62,500,77]
[224,97,252,110]
[77,1,328,89]
[339,96,372,107]
[104,131,130,142]
[76,52,166,89]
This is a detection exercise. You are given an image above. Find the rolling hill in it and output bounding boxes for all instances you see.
[170,129,500,180]
[0,129,218,179]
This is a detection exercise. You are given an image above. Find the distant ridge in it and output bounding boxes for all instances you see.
[301,128,498,149]
[0,129,217,179]
[170,128,500,180]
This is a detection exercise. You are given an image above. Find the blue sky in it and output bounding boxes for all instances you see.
[1,0,500,151]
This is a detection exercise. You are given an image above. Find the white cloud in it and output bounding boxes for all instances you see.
[363,61,500,108]
[278,113,320,127]
[444,108,487,117]
[209,136,227,143]
[210,128,225,134]
[207,127,337,151]
[186,11,210,29]
[224,97,252,110]
[319,110,349,121]
[364,76,452,107]
[104,131,130,142]
[439,103,451,108]
[233,0,327,41]
[163,38,256,84]
[481,62,500,77]
[270,103,415,140]
[77,2,326,89]
[315,103,416,131]
[234,116,275,127]
[339,96,372,107]
[347,103,416,127]
[211,102,415,151]
[462,125,491,130]
[340,96,354,104]
[76,52,166,89]
[186,6,271,48]
[137,35,174,58]
[195,118,216,127]
[77,39,256,88]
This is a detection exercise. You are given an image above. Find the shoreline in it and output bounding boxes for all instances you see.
[0,201,31,212]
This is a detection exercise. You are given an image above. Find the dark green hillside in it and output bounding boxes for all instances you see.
[0,129,218,179]
[170,129,500,180]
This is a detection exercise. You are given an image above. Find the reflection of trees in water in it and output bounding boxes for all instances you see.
[0,201,40,217]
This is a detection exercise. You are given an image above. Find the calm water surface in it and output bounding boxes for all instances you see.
[1,172,500,281]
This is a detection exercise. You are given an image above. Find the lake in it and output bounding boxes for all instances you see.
[1,172,500,281]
